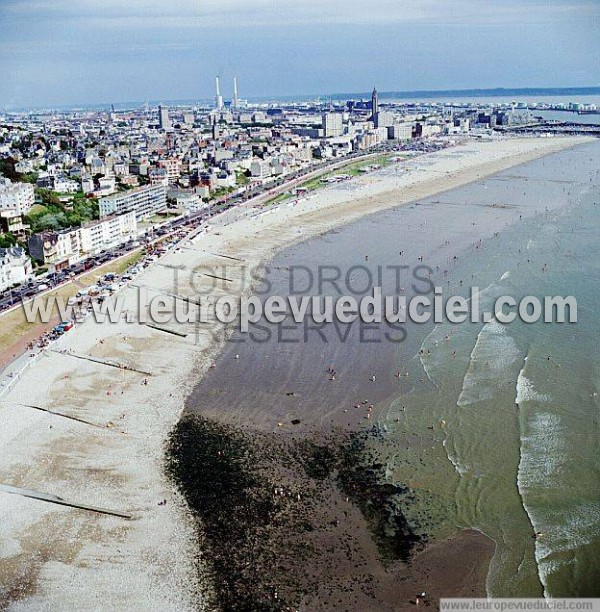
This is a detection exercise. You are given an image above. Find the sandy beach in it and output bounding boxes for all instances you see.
[0,135,592,610]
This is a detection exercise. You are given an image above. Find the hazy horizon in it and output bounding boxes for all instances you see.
[3,86,600,114]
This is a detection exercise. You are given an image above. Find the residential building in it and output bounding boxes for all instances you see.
[250,159,272,179]
[0,179,35,214]
[0,210,30,237]
[158,105,170,130]
[158,158,181,182]
[374,111,394,129]
[98,184,167,220]
[97,176,117,196]
[28,212,137,271]
[322,113,344,138]
[148,167,169,187]
[78,212,137,255]
[388,123,413,141]
[119,175,140,188]
[53,176,79,193]
[81,175,96,195]
[28,228,81,271]
[113,162,129,176]
[176,193,207,212]
[0,247,33,292]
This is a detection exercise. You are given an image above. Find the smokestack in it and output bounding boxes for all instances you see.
[233,77,239,110]
[215,76,223,111]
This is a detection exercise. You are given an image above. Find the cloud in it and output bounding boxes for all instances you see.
[2,0,599,29]
[0,0,598,107]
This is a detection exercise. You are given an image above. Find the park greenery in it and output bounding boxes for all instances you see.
[24,189,99,233]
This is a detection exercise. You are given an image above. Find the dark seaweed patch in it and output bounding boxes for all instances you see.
[166,417,422,610]
[336,432,422,563]
[166,416,291,611]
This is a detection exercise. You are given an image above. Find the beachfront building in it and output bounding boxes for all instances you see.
[28,211,137,271]
[176,193,207,212]
[28,228,83,271]
[0,179,35,214]
[99,184,167,221]
[78,211,137,255]
[0,247,33,292]
[250,159,272,179]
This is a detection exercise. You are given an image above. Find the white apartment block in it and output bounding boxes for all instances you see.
[374,111,395,129]
[322,113,344,138]
[14,159,37,174]
[97,176,117,196]
[78,211,137,255]
[177,193,207,212]
[113,162,129,176]
[388,123,413,141]
[28,211,137,271]
[99,184,167,221]
[0,247,33,292]
[53,176,79,193]
[81,175,96,195]
[250,159,272,179]
[0,179,35,214]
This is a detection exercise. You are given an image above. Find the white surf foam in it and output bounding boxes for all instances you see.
[515,370,550,405]
[457,319,520,407]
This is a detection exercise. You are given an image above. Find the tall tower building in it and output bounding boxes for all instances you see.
[371,87,379,119]
[158,104,170,129]
[322,112,343,138]
[233,77,239,110]
[215,76,224,111]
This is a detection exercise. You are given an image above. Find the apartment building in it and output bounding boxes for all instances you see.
[0,179,35,214]
[0,247,33,292]
[99,184,167,221]
[28,211,137,271]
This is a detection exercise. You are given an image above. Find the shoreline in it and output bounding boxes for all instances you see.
[0,135,592,609]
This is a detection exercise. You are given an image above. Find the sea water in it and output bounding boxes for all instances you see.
[189,139,600,596]
[384,140,600,596]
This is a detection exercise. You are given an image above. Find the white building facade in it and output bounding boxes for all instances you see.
[99,184,167,221]
[28,212,137,271]
[0,179,35,214]
[0,247,33,292]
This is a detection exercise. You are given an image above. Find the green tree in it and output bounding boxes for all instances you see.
[0,233,17,248]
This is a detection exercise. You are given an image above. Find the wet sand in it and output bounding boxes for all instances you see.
[0,136,591,610]
[169,138,592,609]
[167,415,495,610]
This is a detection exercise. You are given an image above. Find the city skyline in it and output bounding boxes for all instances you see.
[1,0,599,108]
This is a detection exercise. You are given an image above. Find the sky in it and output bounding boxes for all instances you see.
[1,0,599,108]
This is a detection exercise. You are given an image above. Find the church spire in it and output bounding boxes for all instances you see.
[371,86,379,120]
